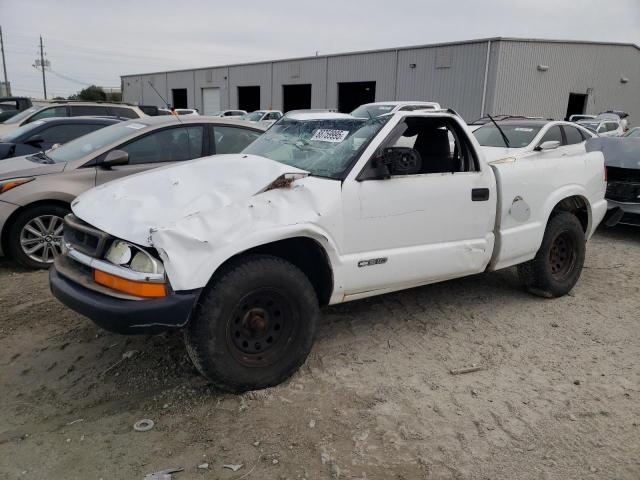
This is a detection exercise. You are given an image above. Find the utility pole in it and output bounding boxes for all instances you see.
[39,35,47,99]
[0,26,9,96]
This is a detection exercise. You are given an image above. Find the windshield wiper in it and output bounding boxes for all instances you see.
[487,114,511,148]
[30,151,54,164]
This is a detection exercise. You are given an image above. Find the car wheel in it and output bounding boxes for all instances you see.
[184,254,319,392]
[7,203,70,269]
[517,211,586,298]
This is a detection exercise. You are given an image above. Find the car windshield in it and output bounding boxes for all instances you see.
[45,121,146,163]
[243,111,265,121]
[623,128,640,138]
[3,106,38,124]
[473,123,543,148]
[0,120,46,142]
[242,116,389,179]
[351,104,395,118]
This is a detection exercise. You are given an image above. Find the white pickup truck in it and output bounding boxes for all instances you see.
[50,110,610,392]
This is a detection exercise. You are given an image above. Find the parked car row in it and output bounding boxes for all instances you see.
[0,102,144,136]
[0,117,121,160]
[0,114,266,268]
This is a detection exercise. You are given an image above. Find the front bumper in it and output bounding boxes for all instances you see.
[0,200,20,256]
[49,266,200,335]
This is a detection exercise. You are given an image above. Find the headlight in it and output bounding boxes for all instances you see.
[104,240,164,274]
[105,240,132,265]
[131,250,160,274]
[0,177,34,194]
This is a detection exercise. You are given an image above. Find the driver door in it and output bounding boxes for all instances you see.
[340,115,497,297]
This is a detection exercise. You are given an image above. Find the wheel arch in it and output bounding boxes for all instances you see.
[548,194,591,234]
[206,236,335,306]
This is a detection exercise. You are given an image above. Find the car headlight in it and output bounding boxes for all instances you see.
[105,240,164,274]
[0,177,34,194]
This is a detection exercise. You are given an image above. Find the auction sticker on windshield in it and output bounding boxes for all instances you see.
[311,129,350,143]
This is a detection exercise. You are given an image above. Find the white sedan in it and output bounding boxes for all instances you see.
[242,110,283,127]
[351,101,441,119]
[159,108,200,116]
[473,119,596,161]
[577,119,624,137]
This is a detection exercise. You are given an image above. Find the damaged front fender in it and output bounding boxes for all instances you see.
[71,154,344,292]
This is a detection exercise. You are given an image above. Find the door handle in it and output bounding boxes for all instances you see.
[471,188,490,201]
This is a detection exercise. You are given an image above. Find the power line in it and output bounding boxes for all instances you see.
[47,69,91,86]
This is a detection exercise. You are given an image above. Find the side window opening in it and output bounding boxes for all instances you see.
[213,126,262,154]
[119,126,204,165]
[363,116,478,178]
[563,126,584,145]
[539,125,563,145]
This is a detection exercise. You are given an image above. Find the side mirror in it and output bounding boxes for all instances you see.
[102,150,129,169]
[26,135,44,147]
[535,140,560,151]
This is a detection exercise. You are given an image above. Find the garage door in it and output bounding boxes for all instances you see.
[202,87,221,115]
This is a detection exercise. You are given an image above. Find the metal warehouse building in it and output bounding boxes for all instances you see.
[121,37,640,123]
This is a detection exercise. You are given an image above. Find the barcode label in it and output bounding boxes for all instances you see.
[310,129,350,143]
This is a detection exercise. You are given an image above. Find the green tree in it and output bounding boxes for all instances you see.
[74,85,107,102]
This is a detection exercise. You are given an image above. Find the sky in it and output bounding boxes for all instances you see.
[1,0,639,98]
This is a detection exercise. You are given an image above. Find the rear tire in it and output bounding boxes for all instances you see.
[7,203,70,270]
[517,212,585,298]
[184,255,319,392]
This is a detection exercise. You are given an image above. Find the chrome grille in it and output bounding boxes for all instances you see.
[63,214,112,258]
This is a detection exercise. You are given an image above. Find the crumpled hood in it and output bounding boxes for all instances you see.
[71,154,309,246]
[0,154,65,179]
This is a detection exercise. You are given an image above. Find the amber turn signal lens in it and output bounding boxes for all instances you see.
[94,270,167,298]
[0,178,34,194]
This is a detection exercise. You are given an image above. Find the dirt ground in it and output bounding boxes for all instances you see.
[0,225,638,480]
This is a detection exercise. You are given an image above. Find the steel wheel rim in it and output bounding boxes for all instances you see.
[226,288,296,367]
[19,215,64,264]
[549,231,577,280]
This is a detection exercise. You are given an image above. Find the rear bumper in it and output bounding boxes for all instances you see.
[607,200,640,226]
[49,266,200,335]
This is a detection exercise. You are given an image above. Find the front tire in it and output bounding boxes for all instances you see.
[7,203,70,269]
[184,255,319,392]
[517,212,586,298]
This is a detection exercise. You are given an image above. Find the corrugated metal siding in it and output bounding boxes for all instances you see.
[272,58,327,108]
[122,75,142,105]
[482,40,502,119]
[490,40,640,124]
[194,67,229,110]
[121,39,639,125]
[326,51,397,109]
[228,63,272,109]
[138,74,168,107]
[396,41,489,120]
